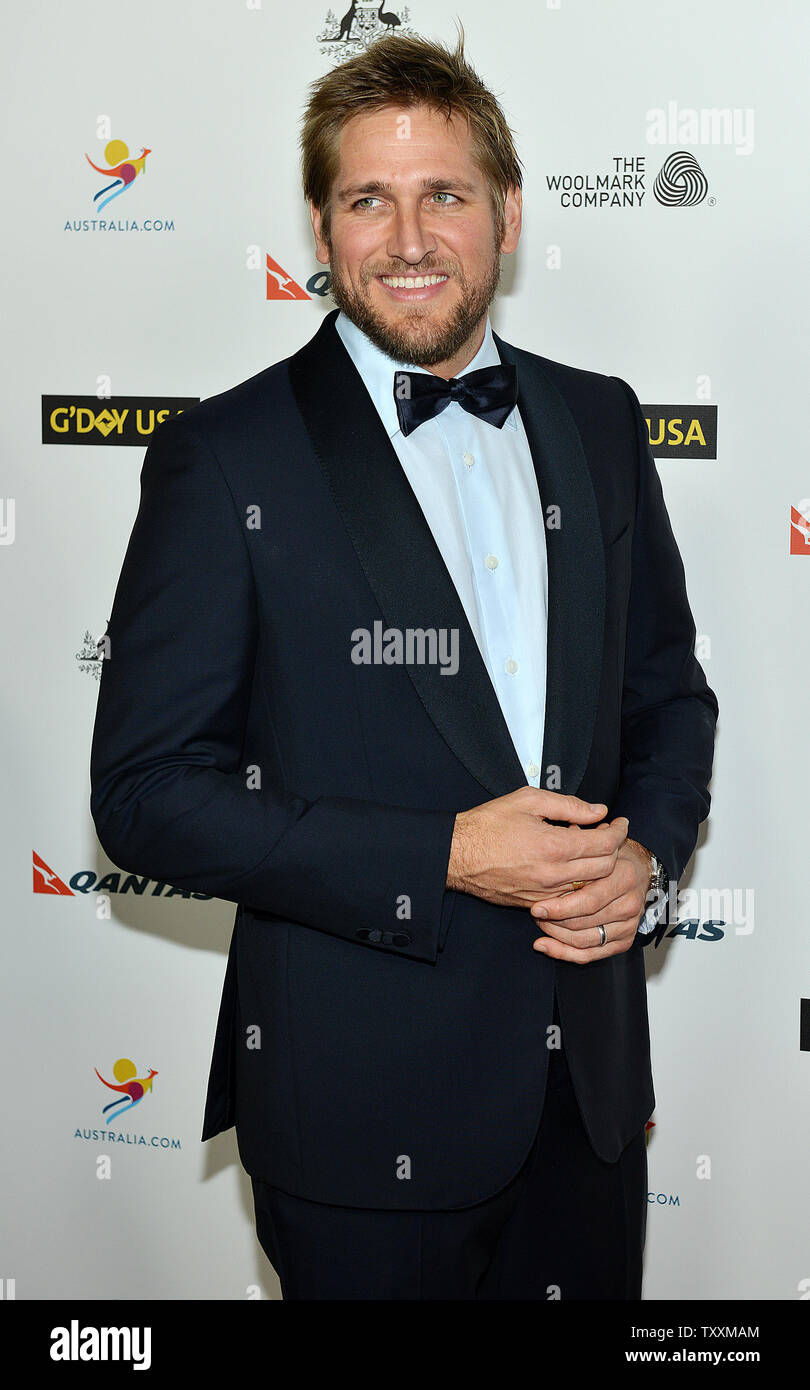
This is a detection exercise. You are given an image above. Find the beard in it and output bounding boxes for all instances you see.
[325,232,503,369]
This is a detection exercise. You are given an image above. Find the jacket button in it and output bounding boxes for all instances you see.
[354,928,411,947]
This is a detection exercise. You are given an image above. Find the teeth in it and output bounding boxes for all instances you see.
[380,274,448,289]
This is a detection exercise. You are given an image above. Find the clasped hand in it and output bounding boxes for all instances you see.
[447,786,652,964]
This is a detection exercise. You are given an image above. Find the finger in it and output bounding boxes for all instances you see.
[531,820,629,889]
[534,852,620,895]
[532,920,637,963]
[532,877,638,921]
[534,892,641,933]
[526,790,608,824]
[531,870,634,919]
[534,914,639,949]
[546,817,629,863]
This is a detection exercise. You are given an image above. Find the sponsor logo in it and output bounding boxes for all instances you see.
[265,250,331,300]
[33,850,72,896]
[545,156,647,209]
[73,1054,181,1156]
[42,396,198,445]
[95,1057,158,1125]
[544,153,712,210]
[790,500,810,555]
[643,405,717,459]
[317,2,417,56]
[653,151,709,207]
[85,137,151,212]
[65,131,174,233]
[32,851,213,900]
[76,628,108,680]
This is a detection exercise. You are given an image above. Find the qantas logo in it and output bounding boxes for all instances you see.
[32,851,212,900]
[264,250,331,300]
[790,501,810,555]
[33,850,73,895]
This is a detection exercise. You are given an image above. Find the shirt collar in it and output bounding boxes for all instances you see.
[334,308,517,439]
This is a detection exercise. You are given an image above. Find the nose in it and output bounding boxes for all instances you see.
[386,201,437,267]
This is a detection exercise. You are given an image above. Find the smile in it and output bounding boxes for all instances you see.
[378,274,449,292]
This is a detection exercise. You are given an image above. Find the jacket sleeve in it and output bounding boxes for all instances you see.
[608,378,719,888]
[89,414,458,964]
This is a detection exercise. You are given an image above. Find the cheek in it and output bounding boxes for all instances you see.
[336,226,379,262]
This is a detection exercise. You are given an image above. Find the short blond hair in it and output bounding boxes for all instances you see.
[300,25,524,245]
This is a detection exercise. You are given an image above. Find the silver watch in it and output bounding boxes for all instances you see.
[648,851,669,902]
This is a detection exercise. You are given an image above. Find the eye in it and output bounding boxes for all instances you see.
[351,192,461,210]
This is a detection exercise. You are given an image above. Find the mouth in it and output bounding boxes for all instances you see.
[376,273,450,300]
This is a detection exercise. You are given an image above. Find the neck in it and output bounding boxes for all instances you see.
[421,315,488,380]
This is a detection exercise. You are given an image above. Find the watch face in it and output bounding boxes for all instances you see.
[649,854,666,893]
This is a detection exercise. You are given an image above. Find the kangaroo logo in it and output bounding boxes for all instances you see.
[318,2,414,54]
[95,1058,158,1125]
[85,138,151,213]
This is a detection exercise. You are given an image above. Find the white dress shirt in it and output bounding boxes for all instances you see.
[334,309,662,935]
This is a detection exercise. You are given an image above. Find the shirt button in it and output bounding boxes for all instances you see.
[527,761,540,777]
[505,657,519,674]
[484,554,499,570]
[463,452,475,469]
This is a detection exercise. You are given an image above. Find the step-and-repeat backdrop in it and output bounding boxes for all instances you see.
[2,0,807,1300]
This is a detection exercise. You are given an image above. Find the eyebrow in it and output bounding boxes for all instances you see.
[336,176,480,204]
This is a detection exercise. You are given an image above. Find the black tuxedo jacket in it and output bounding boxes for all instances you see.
[90,307,718,1209]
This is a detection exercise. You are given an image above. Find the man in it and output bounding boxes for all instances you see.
[90,31,718,1300]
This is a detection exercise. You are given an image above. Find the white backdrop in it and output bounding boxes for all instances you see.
[2,0,808,1301]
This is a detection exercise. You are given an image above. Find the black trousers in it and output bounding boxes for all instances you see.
[251,997,648,1300]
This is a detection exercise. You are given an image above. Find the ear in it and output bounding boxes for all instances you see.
[500,185,522,255]
[310,199,331,266]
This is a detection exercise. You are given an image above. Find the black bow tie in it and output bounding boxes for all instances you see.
[393,363,518,438]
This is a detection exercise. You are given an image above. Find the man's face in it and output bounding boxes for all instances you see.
[310,103,521,378]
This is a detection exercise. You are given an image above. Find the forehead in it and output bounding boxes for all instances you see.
[335,103,476,172]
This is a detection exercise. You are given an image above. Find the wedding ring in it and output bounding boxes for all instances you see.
[597,924,607,947]
[571,880,584,891]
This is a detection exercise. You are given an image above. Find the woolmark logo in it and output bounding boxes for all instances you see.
[653,152,709,207]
